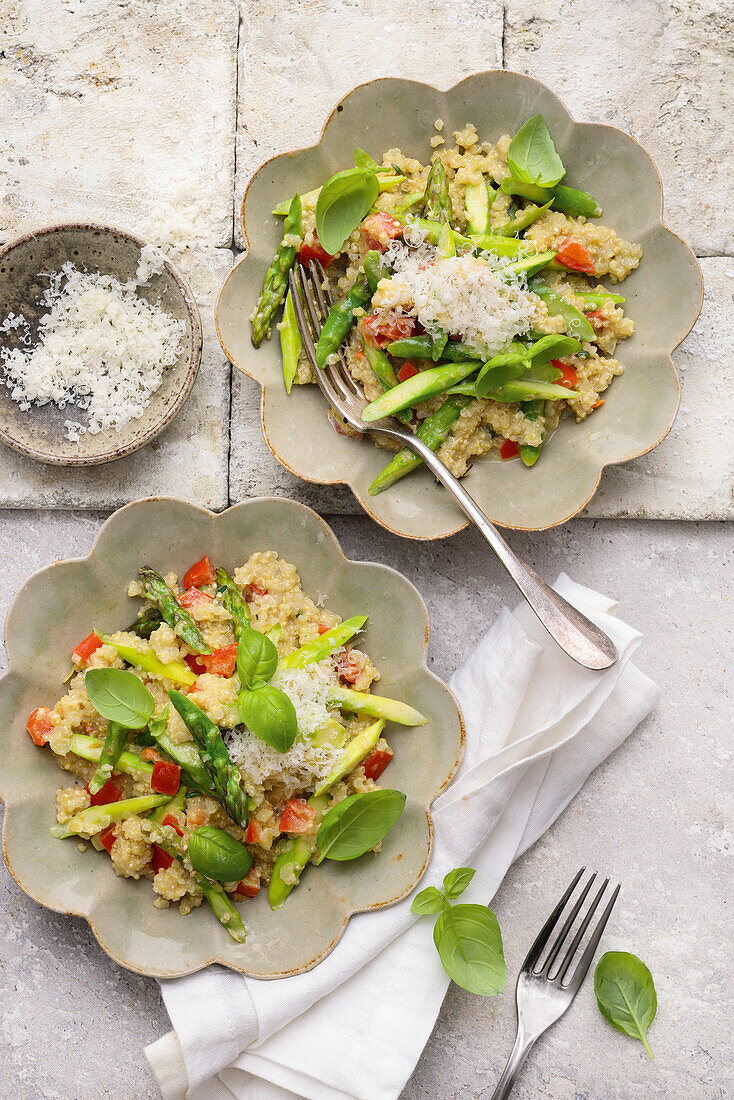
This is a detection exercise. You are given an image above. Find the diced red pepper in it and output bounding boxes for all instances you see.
[234,870,261,898]
[162,813,185,837]
[317,623,330,635]
[151,760,181,796]
[26,706,54,746]
[361,212,405,251]
[592,399,605,410]
[586,309,606,321]
[500,440,520,461]
[99,825,117,853]
[182,555,216,590]
[86,779,122,808]
[335,647,362,684]
[551,360,579,389]
[246,819,263,844]
[185,653,208,676]
[179,586,214,610]
[360,312,416,349]
[279,798,316,835]
[363,745,394,781]
[243,582,267,602]
[185,644,237,678]
[397,360,419,382]
[298,233,334,269]
[555,239,596,276]
[151,844,174,873]
[73,632,103,664]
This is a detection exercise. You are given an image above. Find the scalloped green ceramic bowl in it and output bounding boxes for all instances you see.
[217,71,702,538]
[0,497,464,978]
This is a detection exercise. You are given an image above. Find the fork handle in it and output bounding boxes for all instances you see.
[490,1029,536,1100]
[405,436,618,670]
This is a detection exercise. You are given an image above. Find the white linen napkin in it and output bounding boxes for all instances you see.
[145,574,659,1100]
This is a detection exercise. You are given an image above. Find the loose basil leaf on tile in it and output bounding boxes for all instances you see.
[187,826,253,882]
[316,167,380,255]
[239,684,297,753]
[433,904,507,996]
[237,627,278,689]
[443,867,476,900]
[410,886,445,915]
[85,667,155,729]
[594,951,657,1059]
[317,789,406,861]
[507,115,565,188]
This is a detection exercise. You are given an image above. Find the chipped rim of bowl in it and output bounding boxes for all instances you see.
[0,495,465,979]
[0,222,203,467]
[218,70,704,537]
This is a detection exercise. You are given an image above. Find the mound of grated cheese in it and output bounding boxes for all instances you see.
[379,237,537,358]
[0,249,185,442]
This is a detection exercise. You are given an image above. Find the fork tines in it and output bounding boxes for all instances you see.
[524,867,621,990]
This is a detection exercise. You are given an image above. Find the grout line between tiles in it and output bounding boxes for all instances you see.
[226,6,244,508]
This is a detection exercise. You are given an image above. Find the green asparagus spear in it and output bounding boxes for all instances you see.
[67,733,154,782]
[314,274,371,368]
[153,830,247,943]
[88,720,129,795]
[468,233,533,258]
[528,277,595,342]
[363,250,390,294]
[500,250,557,279]
[101,636,196,688]
[125,607,164,639]
[215,568,251,640]
[422,159,452,224]
[279,616,367,670]
[519,399,546,467]
[361,360,480,422]
[147,707,216,794]
[496,198,553,238]
[500,176,602,218]
[309,718,347,748]
[368,395,472,495]
[328,685,427,726]
[389,190,426,214]
[362,343,412,426]
[387,335,478,362]
[474,344,531,398]
[139,567,212,655]
[168,691,248,828]
[575,289,625,307]
[313,719,385,796]
[490,379,579,402]
[280,286,302,394]
[51,794,169,839]
[269,793,329,911]
[436,222,456,260]
[464,180,495,235]
[149,785,187,825]
[251,194,302,347]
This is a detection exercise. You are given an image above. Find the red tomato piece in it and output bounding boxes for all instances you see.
[317,623,330,635]
[555,239,596,276]
[243,582,267,602]
[246,819,262,844]
[26,706,54,746]
[179,586,214,610]
[279,799,316,834]
[335,647,362,684]
[73,632,103,664]
[397,360,419,382]
[86,779,122,808]
[185,654,207,676]
[585,309,606,321]
[550,360,579,389]
[182,555,216,590]
[361,212,405,252]
[99,825,117,853]
[151,760,181,796]
[162,813,185,837]
[234,870,261,898]
[361,312,416,349]
[151,844,174,873]
[500,440,520,461]
[363,746,393,781]
[298,233,334,269]
[202,644,237,678]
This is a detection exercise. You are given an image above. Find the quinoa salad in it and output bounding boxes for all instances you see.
[250,114,641,488]
[26,552,424,942]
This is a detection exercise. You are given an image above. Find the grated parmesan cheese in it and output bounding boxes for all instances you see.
[0,251,185,442]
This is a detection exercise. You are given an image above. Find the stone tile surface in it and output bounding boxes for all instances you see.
[0,510,731,1099]
[0,248,232,510]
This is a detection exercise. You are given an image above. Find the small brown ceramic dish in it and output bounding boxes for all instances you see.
[217,71,703,539]
[0,224,202,466]
[0,496,464,979]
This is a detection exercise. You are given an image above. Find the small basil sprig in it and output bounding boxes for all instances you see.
[85,667,155,729]
[594,951,657,1059]
[187,826,253,882]
[412,867,507,997]
[507,115,565,188]
[315,789,406,862]
[236,625,297,753]
[315,167,379,255]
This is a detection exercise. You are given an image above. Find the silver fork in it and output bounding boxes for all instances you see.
[491,868,621,1099]
[289,261,618,671]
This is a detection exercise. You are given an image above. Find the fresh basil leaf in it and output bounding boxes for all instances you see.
[237,627,278,689]
[354,147,378,170]
[411,886,446,915]
[85,668,155,730]
[187,826,253,882]
[443,867,476,900]
[433,904,506,996]
[507,115,565,188]
[594,951,657,1059]
[316,168,379,255]
[239,684,297,753]
[317,789,406,861]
